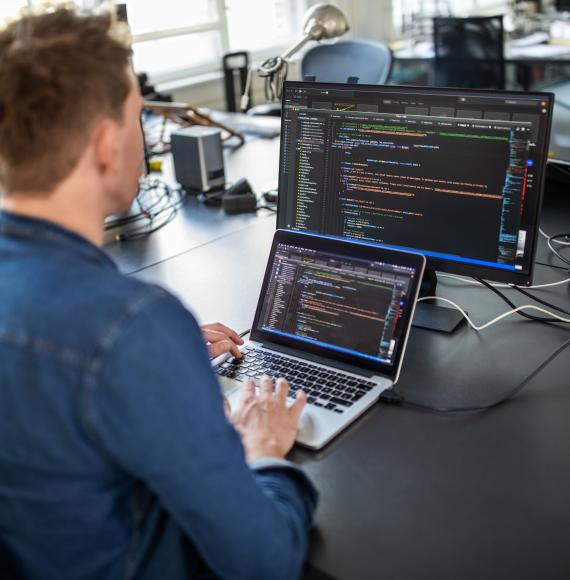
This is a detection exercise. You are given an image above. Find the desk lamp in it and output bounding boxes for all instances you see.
[240,3,349,110]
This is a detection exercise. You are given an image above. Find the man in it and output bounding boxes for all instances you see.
[0,7,317,580]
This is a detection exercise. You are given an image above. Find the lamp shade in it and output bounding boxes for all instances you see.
[302,3,350,41]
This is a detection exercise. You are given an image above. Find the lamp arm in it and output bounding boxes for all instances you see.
[280,34,312,60]
[257,34,311,79]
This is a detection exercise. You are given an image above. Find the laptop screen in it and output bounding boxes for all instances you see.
[251,231,425,377]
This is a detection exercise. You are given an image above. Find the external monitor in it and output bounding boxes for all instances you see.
[277,81,553,331]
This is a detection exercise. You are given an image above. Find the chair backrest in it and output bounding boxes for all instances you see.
[433,15,505,90]
[300,39,392,85]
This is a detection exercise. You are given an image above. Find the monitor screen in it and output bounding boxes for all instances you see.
[251,231,424,375]
[277,82,553,285]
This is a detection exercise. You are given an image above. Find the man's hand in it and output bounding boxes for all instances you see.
[202,322,244,359]
[229,376,307,462]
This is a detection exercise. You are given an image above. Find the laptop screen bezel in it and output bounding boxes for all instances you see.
[250,229,426,378]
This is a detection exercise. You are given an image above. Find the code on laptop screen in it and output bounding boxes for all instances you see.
[256,242,418,364]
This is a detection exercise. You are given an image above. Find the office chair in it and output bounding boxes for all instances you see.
[300,38,393,84]
[433,16,505,90]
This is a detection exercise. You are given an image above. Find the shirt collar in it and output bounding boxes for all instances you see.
[0,210,117,270]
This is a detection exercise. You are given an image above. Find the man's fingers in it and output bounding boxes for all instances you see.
[288,389,307,423]
[275,378,289,403]
[204,323,244,345]
[203,329,242,355]
[239,380,256,405]
[203,328,227,343]
[259,375,274,396]
[218,323,245,345]
[208,339,241,359]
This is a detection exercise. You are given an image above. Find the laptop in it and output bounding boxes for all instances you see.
[213,229,425,449]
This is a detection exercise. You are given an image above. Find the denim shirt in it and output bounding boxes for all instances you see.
[0,211,318,580]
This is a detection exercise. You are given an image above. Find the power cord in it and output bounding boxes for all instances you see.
[438,271,570,290]
[381,337,570,413]
[198,179,277,215]
[539,227,570,267]
[510,285,570,317]
[539,227,570,246]
[547,232,570,268]
[418,295,570,329]
[535,261,569,271]
[475,278,570,325]
[256,205,276,213]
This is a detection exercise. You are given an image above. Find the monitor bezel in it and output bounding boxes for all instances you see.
[277,81,554,286]
[250,229,426,379]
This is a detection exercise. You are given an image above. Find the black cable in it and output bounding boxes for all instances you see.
[548,232,570,268]
[534,260,569,272]
[116,206,181,241]
[256,204,277,213]
[239,329,251,339]
[105,178,185,241]
[547,160,570,181]
[510,284,570,316]
[105,181,175,228]
[382,337,570,413]
[475,277,570,324]
[105,190,171,228]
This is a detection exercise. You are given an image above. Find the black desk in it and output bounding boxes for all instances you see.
[106,137,570,580]
[392,40,570,91]
[105,137,280,275]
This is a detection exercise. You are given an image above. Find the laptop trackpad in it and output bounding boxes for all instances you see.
[297,408,314,441]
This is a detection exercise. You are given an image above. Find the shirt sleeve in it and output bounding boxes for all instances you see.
[82,290,318,580]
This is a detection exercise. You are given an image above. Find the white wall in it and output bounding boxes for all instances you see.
[320,0,396,43]
[164,0,393,110]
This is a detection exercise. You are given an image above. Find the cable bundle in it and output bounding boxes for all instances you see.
[104,178,185,241]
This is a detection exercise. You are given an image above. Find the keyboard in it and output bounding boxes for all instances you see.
[214,346,377,414]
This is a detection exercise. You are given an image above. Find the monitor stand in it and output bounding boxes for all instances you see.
[412,270,466,333]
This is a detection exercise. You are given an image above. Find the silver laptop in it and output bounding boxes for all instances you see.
[213,229,425,449]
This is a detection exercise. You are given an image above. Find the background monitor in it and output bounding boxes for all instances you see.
[277,81,553,291]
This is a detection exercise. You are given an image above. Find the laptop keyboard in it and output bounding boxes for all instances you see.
[214,346,377,414]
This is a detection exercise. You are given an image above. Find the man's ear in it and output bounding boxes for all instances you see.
[92,119,120,179]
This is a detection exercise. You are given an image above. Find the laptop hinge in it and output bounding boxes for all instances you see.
[259,341,385,379]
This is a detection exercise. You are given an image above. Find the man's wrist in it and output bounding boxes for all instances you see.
[244,439,286,462]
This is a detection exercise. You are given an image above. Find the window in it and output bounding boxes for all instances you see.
[393,0,511,36]
[225,0,299,53]
[1,1,307,84]
[0,1,30,23]
[126,0,307,84]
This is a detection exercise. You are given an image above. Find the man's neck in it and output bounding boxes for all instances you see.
[3,188,106,247]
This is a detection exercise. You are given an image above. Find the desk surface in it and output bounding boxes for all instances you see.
[106,137,570,580]
[104,137,280,275]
